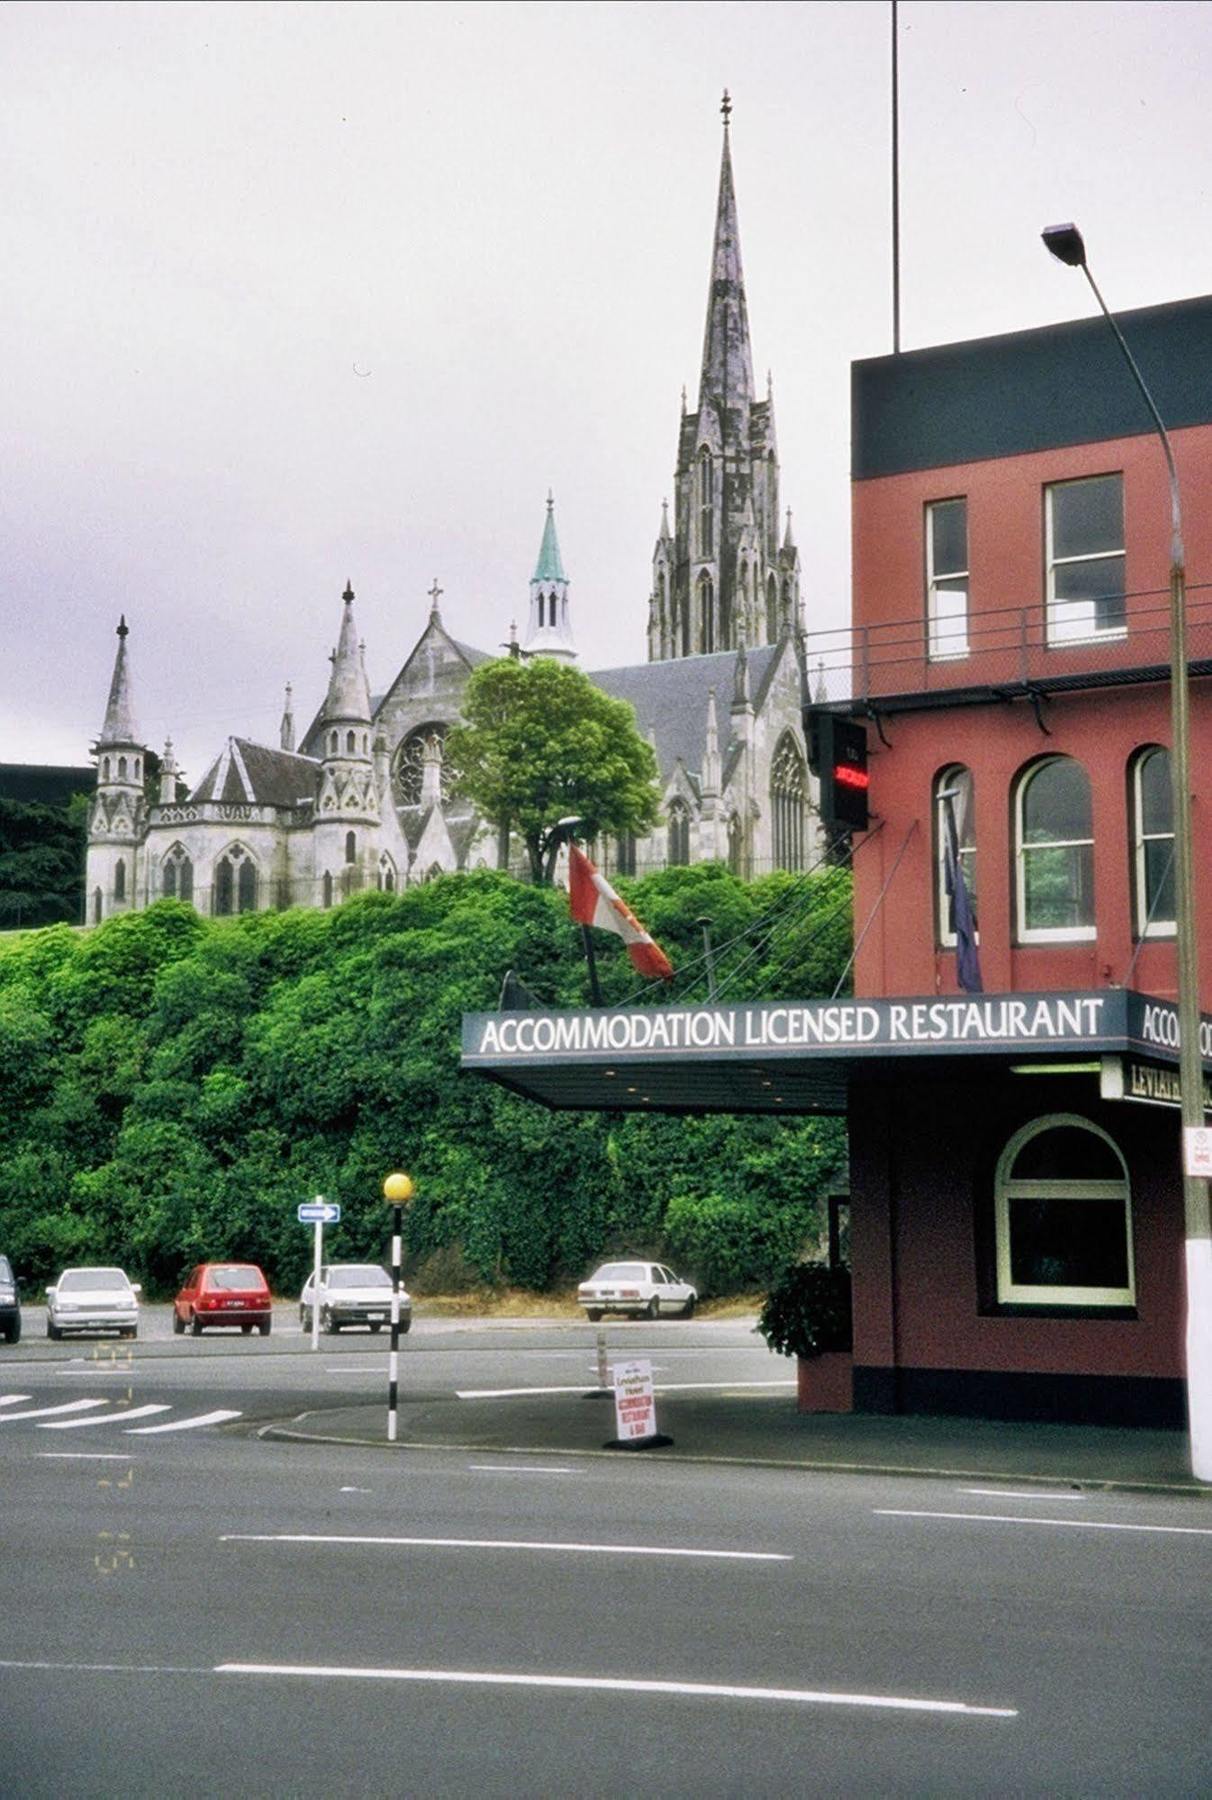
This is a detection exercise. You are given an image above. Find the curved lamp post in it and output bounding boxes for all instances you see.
[1043,223,1211,1480]
[383,1171,415,1442]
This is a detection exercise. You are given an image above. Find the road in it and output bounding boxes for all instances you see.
[1,1311,1209,1795]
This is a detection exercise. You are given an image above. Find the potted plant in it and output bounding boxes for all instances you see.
[757,1262,853,1413]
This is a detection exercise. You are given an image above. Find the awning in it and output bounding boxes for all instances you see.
[460,988,1212,1115]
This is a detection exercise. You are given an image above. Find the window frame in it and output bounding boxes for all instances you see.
[1130,745,1176,939]
[994,1114,1135,1310]
[1014,756,1096,944]
[925,496,969,662]
[934,765,977,949]
[1044,473,1126,646]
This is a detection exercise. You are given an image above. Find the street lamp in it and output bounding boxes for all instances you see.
[383,1171,415,1443]
[1043,223,1212,1480]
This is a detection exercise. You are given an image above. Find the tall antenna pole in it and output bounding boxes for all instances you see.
[891,0,901,353]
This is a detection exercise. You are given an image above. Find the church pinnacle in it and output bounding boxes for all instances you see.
[698,89,754,426]
[98,615,140,747]
[521,493,576,661]
[321,582,372,723]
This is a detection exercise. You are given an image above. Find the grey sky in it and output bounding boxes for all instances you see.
[3,0,1210,786]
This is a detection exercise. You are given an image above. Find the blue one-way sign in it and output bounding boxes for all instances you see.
[298,1201,341,1224]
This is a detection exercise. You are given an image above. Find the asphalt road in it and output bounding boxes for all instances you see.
[2,1314,1209,1796]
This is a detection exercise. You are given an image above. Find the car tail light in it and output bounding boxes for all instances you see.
[620,1288,640,1298]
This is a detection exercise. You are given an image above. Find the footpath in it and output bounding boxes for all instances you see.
[267,1386,1206,1496]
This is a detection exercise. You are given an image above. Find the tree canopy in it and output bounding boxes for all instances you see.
[445,658,662,883]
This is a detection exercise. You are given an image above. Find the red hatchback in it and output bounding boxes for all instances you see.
[173,1263,272,1336]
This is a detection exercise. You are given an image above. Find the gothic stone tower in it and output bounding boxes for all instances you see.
[648,95,801,664]
[86,616,147,923]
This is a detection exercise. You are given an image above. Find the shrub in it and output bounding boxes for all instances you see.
[756,1262,852,1360]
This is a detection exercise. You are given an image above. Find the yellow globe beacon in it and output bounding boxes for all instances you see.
[383,1172,415,1204]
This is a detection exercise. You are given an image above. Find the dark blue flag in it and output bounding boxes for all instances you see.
[943,798,983,994]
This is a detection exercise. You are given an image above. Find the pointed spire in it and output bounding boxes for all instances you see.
[98,615,139,746]
[814,659,829,705]
[280,683,295,753]
[698,93,754,423]
[158,737,178,805]
[659,498,671,541]
[702,688,721,799]
[532,492,567,582]
[732,625,751,709]
[321,583,372,724]
[783,507,795,551]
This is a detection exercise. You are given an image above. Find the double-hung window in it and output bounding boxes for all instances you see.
[926,498,969,660]
[1131,746,1175,937]
[1045,474,1125,643]
[1016,756,1095,942]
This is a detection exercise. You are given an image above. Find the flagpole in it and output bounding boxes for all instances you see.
[580,924,604,1007]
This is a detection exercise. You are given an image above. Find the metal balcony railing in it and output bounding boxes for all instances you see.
[805,582,1212,709]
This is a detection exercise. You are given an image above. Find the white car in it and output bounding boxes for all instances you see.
[299,1263,411,1334]
[46,1266,141,1339]
[577,1260,696,1321]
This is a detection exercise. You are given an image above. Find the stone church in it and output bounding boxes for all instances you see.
[85,105,817,924]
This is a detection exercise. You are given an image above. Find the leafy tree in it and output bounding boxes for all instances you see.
[0,795,87,928]
[445,658,661,884]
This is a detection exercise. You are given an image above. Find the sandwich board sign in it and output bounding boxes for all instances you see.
[613,1359,657,1443]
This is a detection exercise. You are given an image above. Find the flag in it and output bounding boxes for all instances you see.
[943,799,983,994]
[568,844,674,982]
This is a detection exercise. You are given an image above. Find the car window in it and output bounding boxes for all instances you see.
[60,1269,129,1292]
[0,1257,12,1282]
[593,1263,648,1282]
[329,1266,390,1288]
[205,1267,264,1292]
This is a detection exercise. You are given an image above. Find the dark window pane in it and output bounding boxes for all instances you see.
[1023,760,1092,844]
[1012,1126,1122,1181]
[1008,1196,1129,1289]
[1024,842,1094,929]
[1139,749,1173,835]
[1143,838,1176,922]
[1051,475,1123,559]
[930,499,967,576]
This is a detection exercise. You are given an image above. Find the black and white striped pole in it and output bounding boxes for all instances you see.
[382,1171,415,1443]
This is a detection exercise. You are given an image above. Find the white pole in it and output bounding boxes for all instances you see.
[311,1217,323,1350]
[388,1213,402,1443]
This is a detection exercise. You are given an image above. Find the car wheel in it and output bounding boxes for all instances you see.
[682,1296,696,1318]
[322,1307,338,1335]
[586,1309,603,1322]
[401,1320,411,1335]
[241,1323,252,1334]
[124,1326,137,1340]
[172,1309,184,1335]
[5,1317,19,1344]
[47,1321,61,1340]
[646,1295,660,1319]
[369,1321,382,1333]
[259,1319,271,1337]
[190,1313,203,1336]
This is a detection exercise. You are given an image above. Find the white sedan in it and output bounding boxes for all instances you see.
[299,1263,411,1334]
[46,1267,141,1339]
[577,1261,697,1321]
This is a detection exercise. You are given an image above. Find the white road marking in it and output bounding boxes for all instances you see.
[0,1399,109,1423]
[127,1410,242,1434]
[220,1533,789,1560]
[39,1404,171,1431]
[37,1452,134,1462]
[468,1465,577,1476]
[958,1488,1087,1502]
[0,1657,1016,1717]
[216,1663,1016,1718]
[0,1395,33,1408]
[877,1508,1212,1538]
[339,1486,374,1493]
[456,1379,795,1399]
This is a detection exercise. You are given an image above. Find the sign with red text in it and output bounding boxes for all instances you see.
[613,1359,657,1443]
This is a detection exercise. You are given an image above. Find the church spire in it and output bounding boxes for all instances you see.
[280,683,295,753]
[522,493,576,662]
[697,89,754,425]
[321,583,372,724]
[98,616,139,747]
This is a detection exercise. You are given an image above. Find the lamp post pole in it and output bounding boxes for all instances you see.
[382,1172,415,1443]
[1043,225,1211,1479]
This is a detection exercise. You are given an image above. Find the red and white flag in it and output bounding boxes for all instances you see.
[568,844,673,982]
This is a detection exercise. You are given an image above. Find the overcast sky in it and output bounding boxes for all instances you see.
[4,0,1210,785]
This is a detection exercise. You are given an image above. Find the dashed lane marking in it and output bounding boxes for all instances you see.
[0,1395,33,1408]
[218,1533,790,1561]
[0,1399,109,1423]
[39,1404,172,1430]
[126,1409,243,1434]
[877,1508,1212,1538]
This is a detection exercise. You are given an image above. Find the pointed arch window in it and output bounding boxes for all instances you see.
[615,833,637,877]
[394,723,457,808]
[322,872,334,909]
[681,594,692,659]
[329,731,338,756]
[1131,746,1175,938]
[995,1115,1134,1309]
[766,575,779,642]
[698,573,714,654]
[935,766,977,947]
[102,757,111,781]
[1015,756,1094,942]
[113,858,126,901]
[697,448,714,558]
[727,812,744,877]
[667,800,690,867]
[771,735,807,872]
[161,843,194,905]
[213,844,257,917]
[118,757,127,781]
[93,887,102,924]
[721,572,734,652]
[378,852,397,893]
[345,831,357,865]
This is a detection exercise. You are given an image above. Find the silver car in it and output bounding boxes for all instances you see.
[46,1267,141,1339]
[299,1263,411,1334]
[577,1260,697,1321]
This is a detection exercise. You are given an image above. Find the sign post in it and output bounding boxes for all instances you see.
[382,1173,415,1443]
[297,1199,341,1350]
